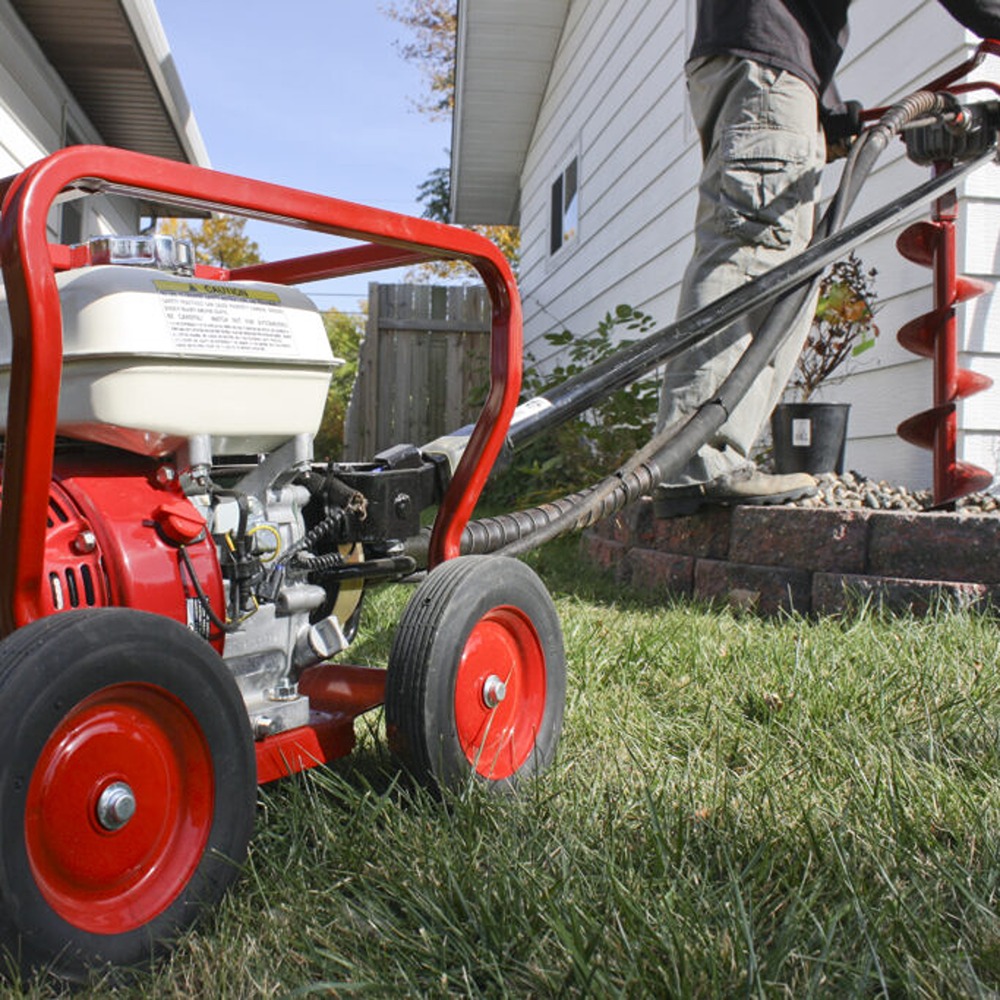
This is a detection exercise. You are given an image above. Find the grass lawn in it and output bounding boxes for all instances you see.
[18,538,1000,998]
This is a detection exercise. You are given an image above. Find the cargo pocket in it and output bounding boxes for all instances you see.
[718,125,815,250]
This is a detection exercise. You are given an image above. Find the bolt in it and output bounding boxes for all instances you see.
[96,781,136,831]
[71,530,97,555]
[253,716,276,739]
[393,494,412,519]
[267,683,299,702]
[482,674,507,709]
[155,465,177,486]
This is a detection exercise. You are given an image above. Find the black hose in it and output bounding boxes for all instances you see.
[459,90,961,557]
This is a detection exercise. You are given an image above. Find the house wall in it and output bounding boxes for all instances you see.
[516,0,1000,490]
[518,0,693,365]
[0,0,139,240]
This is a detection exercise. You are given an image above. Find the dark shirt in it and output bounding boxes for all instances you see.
[690,0,1000,100]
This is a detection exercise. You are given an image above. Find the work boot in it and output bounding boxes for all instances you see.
[653,468,817,518]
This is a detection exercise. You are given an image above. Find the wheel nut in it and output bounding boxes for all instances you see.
[96,781,136,831]
[482,674,507,709]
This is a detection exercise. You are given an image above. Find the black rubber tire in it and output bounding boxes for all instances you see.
[385,555,566,793]
[0,608,256,979]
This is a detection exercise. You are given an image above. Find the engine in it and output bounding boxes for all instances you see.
[0,236,442,738]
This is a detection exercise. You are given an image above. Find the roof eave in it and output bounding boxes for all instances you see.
[450,0,569,226]
[120,0,209,168]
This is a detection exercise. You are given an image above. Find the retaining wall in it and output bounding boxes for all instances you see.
[581,500,1000,615]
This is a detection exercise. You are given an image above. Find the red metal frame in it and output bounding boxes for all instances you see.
[0,145,523,635]
[859,39,1000,122]
[249,664,388,783]
[251,662,390,784]
[254,712,360,785]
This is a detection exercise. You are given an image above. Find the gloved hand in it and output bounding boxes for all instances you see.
[822,100,864,161]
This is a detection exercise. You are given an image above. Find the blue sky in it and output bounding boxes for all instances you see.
[156,2,452,314]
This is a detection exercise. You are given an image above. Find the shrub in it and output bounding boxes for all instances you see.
[481,304,659,508]
[789,252,879,401]
[313,308,363,461]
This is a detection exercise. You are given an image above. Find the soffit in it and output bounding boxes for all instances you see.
[9,0,208,165]
[451,0,570,225]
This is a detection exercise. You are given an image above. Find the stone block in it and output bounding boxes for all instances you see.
[694,559,812,615]
[729,506,870,573]
[867,511,1000,584]
[652,507,731,559]
[587,500,656,546]
[813,571,996,617]
[578,532,629,582]
[624,548,694,597]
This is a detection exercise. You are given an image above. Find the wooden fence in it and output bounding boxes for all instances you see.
[344,284,492,460]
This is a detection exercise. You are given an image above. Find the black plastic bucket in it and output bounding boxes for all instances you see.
[770,402,850,475]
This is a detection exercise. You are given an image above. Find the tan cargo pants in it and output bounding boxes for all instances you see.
[657,54,826,485]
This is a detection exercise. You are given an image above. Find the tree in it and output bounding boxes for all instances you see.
[158,215,262,269]
[383,0,520,279]
[313,308,365,461]
[383,0,456,121]
[411,163,521,280]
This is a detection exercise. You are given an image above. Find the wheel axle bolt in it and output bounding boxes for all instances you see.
[96,781,136,831]
[482,674,507,709]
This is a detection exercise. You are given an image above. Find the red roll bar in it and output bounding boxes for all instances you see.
[0,145,523,633]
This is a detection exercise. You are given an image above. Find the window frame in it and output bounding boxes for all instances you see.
[549,153,580,256]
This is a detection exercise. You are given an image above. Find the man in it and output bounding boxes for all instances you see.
[655,0,1000,517]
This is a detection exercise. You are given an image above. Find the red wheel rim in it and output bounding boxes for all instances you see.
[453,605,547,779]
[24,683,214,934]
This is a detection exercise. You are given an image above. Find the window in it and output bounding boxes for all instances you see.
[550,156,579,255]
[60,200,83,245]
[60,123,84,244]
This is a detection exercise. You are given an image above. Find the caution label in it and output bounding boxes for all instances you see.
[509,397,554,430]
[155,280,295,357]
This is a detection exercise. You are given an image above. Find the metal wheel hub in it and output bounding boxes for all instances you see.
[482,674,507,709]
[454,606,547,779]
[24,682,215,934]
[96,781,137,831]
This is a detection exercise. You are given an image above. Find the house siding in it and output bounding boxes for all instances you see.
[516,0,1000,490]
[0,0,139,239]
[520,0,691,371]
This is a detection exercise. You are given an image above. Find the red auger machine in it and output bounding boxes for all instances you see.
[0,44,996,978]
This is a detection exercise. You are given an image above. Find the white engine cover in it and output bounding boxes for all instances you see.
[0,265,339,456]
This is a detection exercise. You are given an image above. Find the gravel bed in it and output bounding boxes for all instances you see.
[788,471,1000,515]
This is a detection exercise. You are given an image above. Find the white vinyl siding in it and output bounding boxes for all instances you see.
[520,0,691,372]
